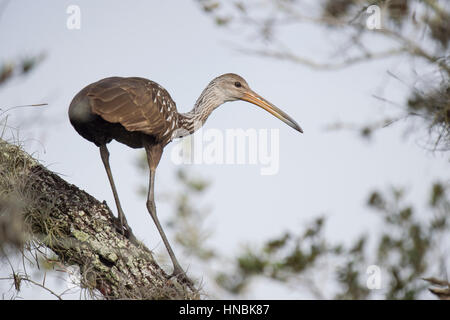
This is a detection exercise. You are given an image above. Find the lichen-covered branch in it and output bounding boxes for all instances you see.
[0,139,198,299]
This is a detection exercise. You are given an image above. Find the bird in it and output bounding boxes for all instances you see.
[68,73,303,283]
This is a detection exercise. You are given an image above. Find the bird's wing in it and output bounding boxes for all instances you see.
[87,77,178,138]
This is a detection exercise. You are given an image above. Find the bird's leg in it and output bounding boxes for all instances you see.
[99,144,133,237]
[144,144,192,285]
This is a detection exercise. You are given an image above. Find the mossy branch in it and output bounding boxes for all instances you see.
[0,139,198,299]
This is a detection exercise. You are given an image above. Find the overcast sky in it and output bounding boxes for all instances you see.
[0,0,448,299]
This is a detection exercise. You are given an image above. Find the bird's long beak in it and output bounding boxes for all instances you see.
[241,90,303,133]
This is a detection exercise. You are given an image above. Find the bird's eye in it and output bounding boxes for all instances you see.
[234,82,242,88]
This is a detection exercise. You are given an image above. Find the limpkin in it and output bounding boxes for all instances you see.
[68,73,303,282]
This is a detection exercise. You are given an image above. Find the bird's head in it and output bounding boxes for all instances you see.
[210,73,303,133]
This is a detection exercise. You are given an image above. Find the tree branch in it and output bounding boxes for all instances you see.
[0,139,198,299]
[237,46,407,70]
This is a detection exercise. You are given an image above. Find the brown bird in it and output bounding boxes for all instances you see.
[68,73,302,283]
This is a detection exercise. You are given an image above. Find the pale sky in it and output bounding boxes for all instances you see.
[0,0,448,299]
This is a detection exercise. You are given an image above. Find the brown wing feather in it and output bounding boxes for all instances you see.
[87,77,178,141]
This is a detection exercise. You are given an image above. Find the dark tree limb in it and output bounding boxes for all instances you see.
[0,139,198,299]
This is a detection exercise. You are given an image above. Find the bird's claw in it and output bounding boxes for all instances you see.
[112,216,131,238]
[171,269,194,287]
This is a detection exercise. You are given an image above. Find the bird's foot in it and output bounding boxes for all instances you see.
[171,268,194,287]
[112,216,132,238]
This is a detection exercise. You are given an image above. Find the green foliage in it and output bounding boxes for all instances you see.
[408,83,450,150]
[176,169,209,193]
[431,182,445,207]
[367,188,440,299]
[0,54,44,87]
[210,183,449,299]
[426,14,450,48]
[214,216,334,294]
[323,0,356,19]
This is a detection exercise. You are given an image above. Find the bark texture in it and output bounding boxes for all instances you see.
[0,139,197,299]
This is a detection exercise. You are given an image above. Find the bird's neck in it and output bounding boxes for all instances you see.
[178,83,224,135]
